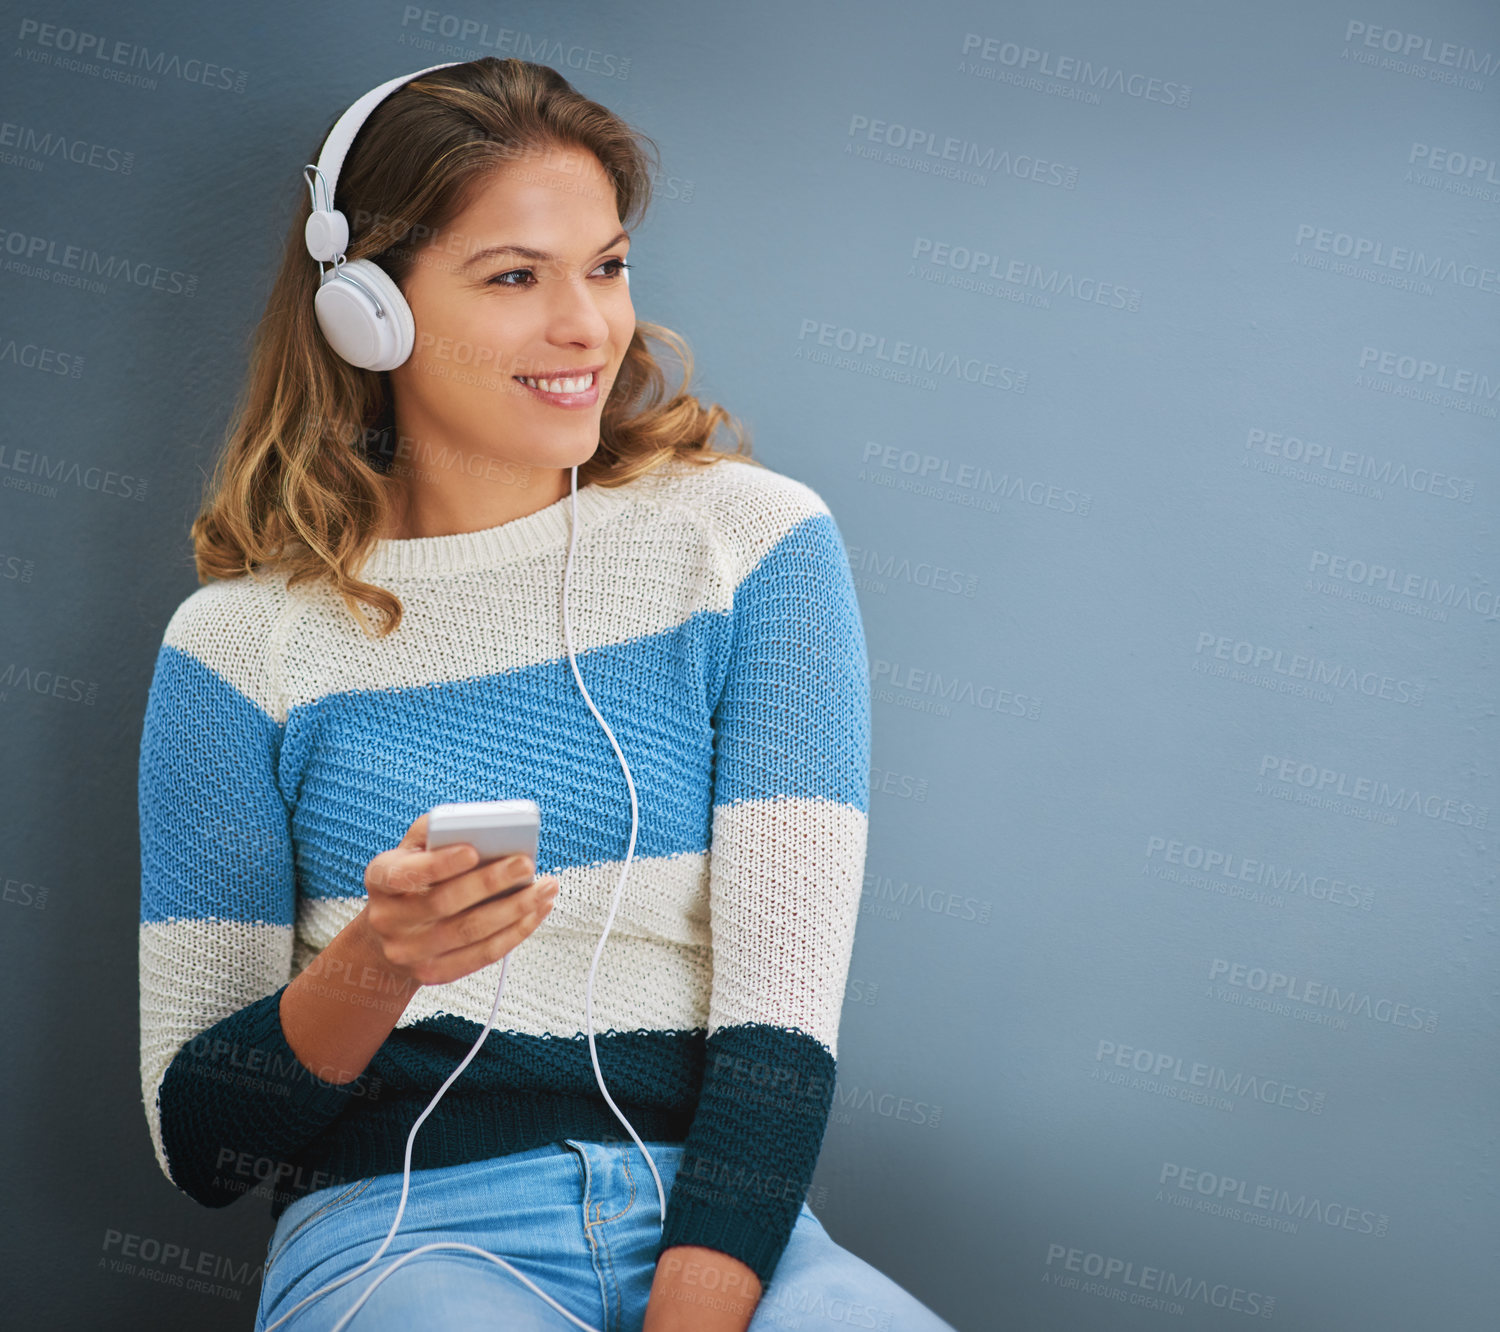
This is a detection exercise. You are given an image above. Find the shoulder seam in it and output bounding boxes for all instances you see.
[250,567,297,723]
[264,577,299,727]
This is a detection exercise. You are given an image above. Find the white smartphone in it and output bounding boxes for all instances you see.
[426,800,541,897]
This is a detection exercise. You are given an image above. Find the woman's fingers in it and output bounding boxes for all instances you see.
[404,887,559,986]
[380,875,558,974]
[369,849,528,924]
[363,835,551,987]
[418,875,557,957]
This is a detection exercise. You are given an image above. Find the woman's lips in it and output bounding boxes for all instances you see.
[513,370,600,409]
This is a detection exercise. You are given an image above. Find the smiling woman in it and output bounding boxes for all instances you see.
[138,55,957,1332]
[187,56,756,639]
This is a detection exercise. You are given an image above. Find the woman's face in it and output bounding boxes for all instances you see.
[387,143,635,484]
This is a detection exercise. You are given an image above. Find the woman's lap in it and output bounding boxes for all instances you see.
[254,1139,955,1332]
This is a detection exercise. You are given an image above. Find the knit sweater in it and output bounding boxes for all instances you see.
[136,455,870,1286]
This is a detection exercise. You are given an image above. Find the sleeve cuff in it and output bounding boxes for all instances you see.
[655,1023,836,1286]
[158,985,365,1206]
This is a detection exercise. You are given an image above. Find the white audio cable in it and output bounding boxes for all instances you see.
[265,462,660,1332]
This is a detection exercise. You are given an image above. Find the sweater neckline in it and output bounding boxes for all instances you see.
[357,478,629,577]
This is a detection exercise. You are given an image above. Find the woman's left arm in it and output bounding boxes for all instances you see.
[646,480,872,1314]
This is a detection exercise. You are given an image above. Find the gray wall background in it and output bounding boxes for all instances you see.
[2,1,1496,1328]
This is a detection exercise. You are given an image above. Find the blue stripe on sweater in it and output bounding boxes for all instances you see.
[712,511,870,812]
[141,511,866,922]
[282,612,728,903]
[139,646,295,927]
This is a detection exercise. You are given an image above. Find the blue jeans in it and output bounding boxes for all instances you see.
[254,1139,957,1331]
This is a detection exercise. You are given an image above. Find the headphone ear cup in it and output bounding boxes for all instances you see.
[313,258,415,372]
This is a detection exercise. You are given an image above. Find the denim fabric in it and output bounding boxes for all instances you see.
[253,1139,957,1331]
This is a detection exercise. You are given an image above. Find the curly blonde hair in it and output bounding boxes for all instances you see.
[190,57,756,637]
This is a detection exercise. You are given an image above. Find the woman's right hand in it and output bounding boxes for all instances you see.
[359,811,560,988]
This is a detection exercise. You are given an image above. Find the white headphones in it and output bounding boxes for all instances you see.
[303,60,629,373]
[302,61,460,371]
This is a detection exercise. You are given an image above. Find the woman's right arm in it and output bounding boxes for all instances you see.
[139,589,555,1208]
[138,595,360,1209]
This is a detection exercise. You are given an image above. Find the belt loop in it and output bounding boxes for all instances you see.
[562,1139,596,1223]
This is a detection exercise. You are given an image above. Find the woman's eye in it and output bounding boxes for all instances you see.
[487,259,630,288]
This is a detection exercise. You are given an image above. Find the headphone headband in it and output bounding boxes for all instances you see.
[303,61,462,264]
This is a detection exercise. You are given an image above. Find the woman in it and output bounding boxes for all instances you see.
[137,57,955,1331]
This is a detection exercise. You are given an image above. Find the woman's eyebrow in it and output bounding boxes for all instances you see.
[461,229,630,269]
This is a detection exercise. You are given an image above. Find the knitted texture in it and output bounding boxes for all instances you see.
[136,456,871,1286]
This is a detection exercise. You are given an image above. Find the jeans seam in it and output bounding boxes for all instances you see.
[567,1141,616,1332]
[592,1144,639,1331]
[591,1210,622,1332]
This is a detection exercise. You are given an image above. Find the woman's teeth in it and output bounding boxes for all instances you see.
[517,372,593,394]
